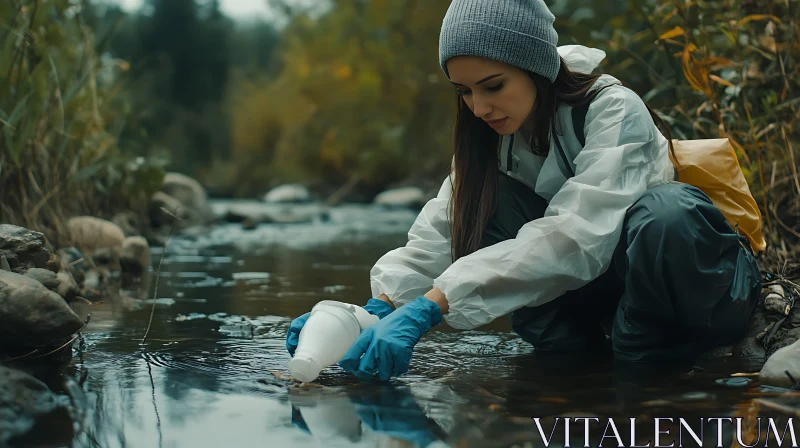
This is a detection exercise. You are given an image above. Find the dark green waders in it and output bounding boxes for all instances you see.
[481,174,761,364]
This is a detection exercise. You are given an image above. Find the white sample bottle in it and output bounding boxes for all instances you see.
[289,300,380,382]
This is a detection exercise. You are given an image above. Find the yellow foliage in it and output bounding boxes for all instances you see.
[221,1,468,189]
[659,26,684,40]
[704,56,737,70]
[709,74,735,87]
[737,14,782,27]
[680,43,713,98]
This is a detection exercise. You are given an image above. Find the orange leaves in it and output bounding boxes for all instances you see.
[607,0,797,222]
[680,43,714,98]
[737,14,782,28]
[709,74,735,87]
[657,11,783,102]
[704,56,737,70]
[658,26,685,41]
[665,33,738,98]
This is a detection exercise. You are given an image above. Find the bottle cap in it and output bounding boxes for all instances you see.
[289,356,322,383]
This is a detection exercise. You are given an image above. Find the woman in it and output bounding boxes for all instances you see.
[286,0,762,381]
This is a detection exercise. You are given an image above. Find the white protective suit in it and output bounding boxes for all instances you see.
[369,45,677,329]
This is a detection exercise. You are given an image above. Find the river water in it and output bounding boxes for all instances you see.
[53,201,790,448]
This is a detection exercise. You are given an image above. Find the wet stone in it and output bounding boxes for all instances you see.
[0,270,83,346]
[0,225,55,273]
[24,268,60,292]
[0,365,71,445]
[760,338,800,388]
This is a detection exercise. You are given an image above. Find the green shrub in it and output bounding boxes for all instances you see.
[0,0,164,245]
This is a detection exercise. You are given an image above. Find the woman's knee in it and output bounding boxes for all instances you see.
[609,184,762,364]
[621,183,735,250]
[627,184,710,231]
[706,244,761,342]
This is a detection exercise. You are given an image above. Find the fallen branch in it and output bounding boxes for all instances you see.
[0,348,39,363]
[31,334,79,359]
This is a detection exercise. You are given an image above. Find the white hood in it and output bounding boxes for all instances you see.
[557,45,606,73]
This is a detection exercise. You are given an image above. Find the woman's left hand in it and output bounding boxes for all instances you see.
[338,297,443,381]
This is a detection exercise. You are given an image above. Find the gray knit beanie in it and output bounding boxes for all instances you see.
[439,0,561,82]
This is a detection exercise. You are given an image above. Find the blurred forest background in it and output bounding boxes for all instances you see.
[0,0,797,248]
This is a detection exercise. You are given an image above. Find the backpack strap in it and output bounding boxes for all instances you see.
[506,133,515,173]
[572,102,590,148]
[552,101,591,179]
[552,133,575,178]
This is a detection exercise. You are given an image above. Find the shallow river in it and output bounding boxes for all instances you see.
[54,201,792,447]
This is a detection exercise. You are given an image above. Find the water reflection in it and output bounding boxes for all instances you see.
[289,385,450,447]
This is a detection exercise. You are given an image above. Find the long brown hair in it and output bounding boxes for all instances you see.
[449,57,675,261]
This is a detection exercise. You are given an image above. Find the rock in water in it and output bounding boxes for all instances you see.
[23,268,60,292]
[157,172,215,225]
[0,225,55,273]
[161,172,209,211]
[112,211,142,237]
[263,184,312,203]
[120,236,151,274]
[150,191,188,219]
[0,365,70,445]
[57,247,87,286]
[0,270,83,345]
[373,187,426,209]
[760,338,800,388]
[66,216,126,256]
[149,191,213,231]
[56,269,80,302]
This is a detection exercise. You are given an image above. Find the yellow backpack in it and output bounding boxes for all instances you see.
[568,103,766,253]
[668,138,766,253]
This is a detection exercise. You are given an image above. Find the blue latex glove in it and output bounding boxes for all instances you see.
[361,297,395,319]
[338,296,442,381]
[286,298,395,356]
[286,312,311,357]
